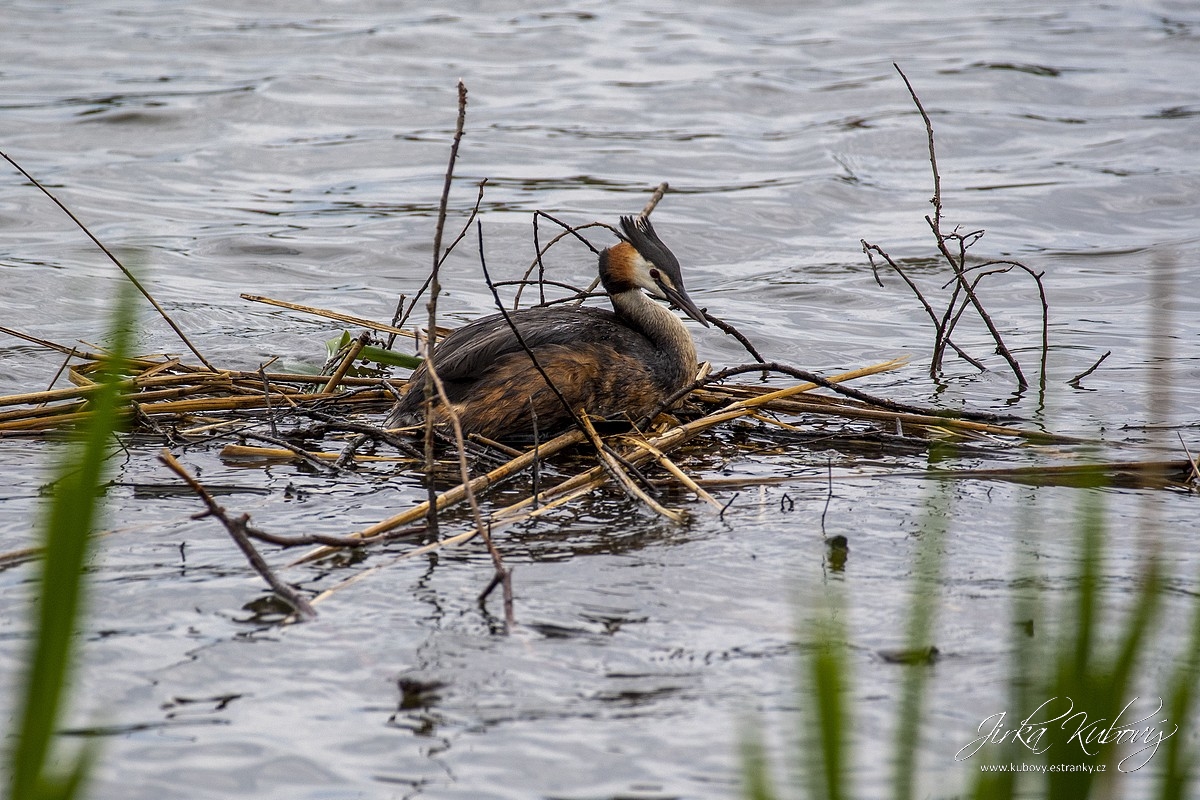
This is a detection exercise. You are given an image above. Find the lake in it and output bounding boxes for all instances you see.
[2,1,1199,798]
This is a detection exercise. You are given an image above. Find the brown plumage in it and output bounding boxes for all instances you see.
[386,215,709,440]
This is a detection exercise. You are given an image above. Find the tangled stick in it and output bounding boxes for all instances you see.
[865,65,1051,393]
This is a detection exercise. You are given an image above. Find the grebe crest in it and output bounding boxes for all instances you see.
[386,214,709,440]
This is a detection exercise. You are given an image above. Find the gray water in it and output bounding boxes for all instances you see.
[2,2,1199,798]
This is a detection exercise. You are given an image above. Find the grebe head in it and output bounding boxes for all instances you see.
[604,215,710,327]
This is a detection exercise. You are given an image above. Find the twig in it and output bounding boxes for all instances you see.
[494,278,591,296]
[2,150,215,371]
[423,80,470,536]
[893,64,942,233]
[639,182,670,218]
[158,450,316,619]
[718,494,737,519]
[893,64,1028,390]
[1179,434,1200,487]
[530,400,541,509]
[862,240,986,374]
[40,347,79,399]
[820,457,834,537]
[424,337,515,626]
[281,408,427,459]
[947,258,1050,388]
[333,433,369,469]
[394,177,487,333]
[937,238,1029,389]
[1069,350,1112,388]
[703,311,768,365]
[477,220,586,433]
[651,359,1005,424]
[514,218,607,309]
[385,294,406,350]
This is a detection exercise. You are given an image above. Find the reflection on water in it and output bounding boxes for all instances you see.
[2,2,1199,798]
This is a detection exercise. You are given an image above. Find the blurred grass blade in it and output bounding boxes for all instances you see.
[8,283,134,800]
[741,725,778,800]
[1158,559,1200,800]
[892,467,950,800]
[807,608,850,800]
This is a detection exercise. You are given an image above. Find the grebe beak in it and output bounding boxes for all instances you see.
[655,275,710,327]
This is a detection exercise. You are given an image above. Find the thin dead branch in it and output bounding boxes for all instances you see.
[424,332,515,626]
[1,149,216,371]
[1069,350,1112,388]
[423,80,470,536]
[870,64,1047,392]
[477,220,587,434]
[158,449,316,619]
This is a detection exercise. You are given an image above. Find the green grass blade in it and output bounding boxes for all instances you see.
[8,284,134,800]
[1155,557,1200,800]
[810,622,849,800]
[891,469,950,800]
[741,726,778,800]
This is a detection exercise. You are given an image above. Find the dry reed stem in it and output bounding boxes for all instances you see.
[218,444,416,464]
[322,331,370,393]
[0,388,392,433]
[306,525,483,609]
[1179,435,1200,488]
[619,435,723,510]
[240,294,425,339]
[288,428,587,565]
[580,413,683,521]
[0,325,114,361]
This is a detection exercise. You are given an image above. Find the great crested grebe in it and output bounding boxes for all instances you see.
[386,215,709,440]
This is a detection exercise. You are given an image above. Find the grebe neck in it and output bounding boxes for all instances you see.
[609,288,698,383]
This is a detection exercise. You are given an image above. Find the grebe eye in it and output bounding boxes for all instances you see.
[649,268,660,280]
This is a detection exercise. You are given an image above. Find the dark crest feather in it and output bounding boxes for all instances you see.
[619,215,681,274]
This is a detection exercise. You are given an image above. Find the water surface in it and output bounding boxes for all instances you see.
[2,2,1199,798]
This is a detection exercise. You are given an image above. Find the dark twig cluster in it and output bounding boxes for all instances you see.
[862,65,1051,394]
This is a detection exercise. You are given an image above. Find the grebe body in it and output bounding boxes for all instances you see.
[386,215,708,440]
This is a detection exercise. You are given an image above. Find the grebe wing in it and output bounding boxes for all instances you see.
[429,305,628,383]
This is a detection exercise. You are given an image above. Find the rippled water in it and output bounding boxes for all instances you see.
[3,2,1199,798]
